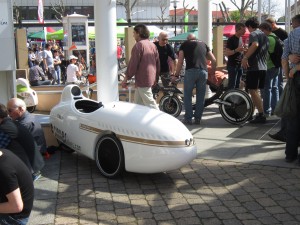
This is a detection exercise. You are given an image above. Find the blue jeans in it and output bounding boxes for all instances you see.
[0,214,28,225]
[55,66,61,85]
[227,65,243,89]
[47,67,57,85]
[263,67,279,115]
[183,68,207,121]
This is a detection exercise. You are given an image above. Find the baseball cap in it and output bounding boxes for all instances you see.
[69,55,78,60]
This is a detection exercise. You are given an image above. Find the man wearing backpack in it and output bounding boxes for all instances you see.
[259,22,280,117]
[265,17,288,97]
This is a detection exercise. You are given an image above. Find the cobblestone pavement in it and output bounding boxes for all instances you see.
[30,150,300,225]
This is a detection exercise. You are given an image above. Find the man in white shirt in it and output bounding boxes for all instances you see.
[43,43,57,85]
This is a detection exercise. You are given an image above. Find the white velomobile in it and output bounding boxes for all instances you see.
[50,85,197,178]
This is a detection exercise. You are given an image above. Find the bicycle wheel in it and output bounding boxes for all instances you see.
[219,89,254,125]
[159,95,182,118]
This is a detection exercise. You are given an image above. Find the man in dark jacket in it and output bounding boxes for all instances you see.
[0,103,44,181]
[154,31,177,87]
[7,98,47,155]
[29,60,51,86]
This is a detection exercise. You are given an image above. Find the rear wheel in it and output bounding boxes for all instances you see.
[95,134,124,178]
[159,95,182,118]
[27,106,36,113]
[219,89,254,125]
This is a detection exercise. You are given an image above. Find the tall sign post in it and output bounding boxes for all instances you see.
[62,13,90,69]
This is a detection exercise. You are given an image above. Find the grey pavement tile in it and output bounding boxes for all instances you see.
[137,219,156,225]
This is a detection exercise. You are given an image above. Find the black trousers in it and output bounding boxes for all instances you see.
[285,72,300,159]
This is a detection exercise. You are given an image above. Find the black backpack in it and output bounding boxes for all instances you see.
[268,34,284,68]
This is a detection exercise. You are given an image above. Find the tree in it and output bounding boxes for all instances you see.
[116,0,139,23]
[224,0,255,21]
[13,1,23,28]
[225,0,281,22]
[230,10,241,22]
[182,0,195,32]
[261,0,280,18]
[157,0,168,28]
[50,0,66,23]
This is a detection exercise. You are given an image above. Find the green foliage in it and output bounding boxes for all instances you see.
[230,11,241,22]
[229,10,258,23]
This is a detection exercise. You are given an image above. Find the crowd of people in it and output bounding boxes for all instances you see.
[120,17,300,166]
[224,16,300,165]
[27,41,90,86]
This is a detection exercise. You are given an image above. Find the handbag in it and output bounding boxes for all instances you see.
[274,78,298,118]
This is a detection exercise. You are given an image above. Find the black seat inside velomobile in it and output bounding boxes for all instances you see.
[75,100,103,113]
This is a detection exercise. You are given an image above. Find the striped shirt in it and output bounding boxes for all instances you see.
[282,26,300,68]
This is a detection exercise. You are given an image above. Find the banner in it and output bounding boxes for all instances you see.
[38,0,44,24]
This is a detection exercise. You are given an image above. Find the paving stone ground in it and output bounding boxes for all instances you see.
[29,105,300,225]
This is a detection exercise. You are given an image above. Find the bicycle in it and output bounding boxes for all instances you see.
[153,76,254,125]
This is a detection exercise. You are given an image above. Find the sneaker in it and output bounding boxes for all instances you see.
[249,114,266,124]
[181,119,193,125]
[32,171,42,182]
[194,118,201,125]
[268,132,286,142]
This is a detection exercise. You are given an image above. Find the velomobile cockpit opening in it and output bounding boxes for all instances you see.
[75,100,103,113]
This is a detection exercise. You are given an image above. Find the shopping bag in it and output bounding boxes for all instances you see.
[274,78,298,118]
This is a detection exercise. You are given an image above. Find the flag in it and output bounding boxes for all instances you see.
[38,0,44,24]
[69,43,77,51]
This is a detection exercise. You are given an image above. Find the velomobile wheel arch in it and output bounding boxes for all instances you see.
[94,131,125,178]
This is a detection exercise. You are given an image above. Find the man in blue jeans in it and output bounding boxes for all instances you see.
[258,22,280,117]
[225,23,246,90]
[174,34,217,125]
